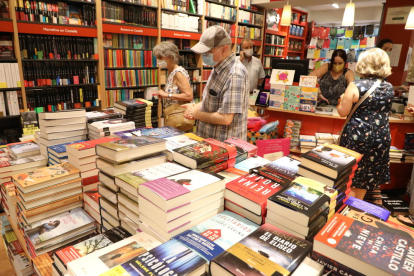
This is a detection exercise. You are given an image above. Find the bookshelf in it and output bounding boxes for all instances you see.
[0,0,266,122]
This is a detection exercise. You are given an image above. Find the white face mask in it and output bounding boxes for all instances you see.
[243,49,253,57]
[202,47,223,67]
[157,59,167,68]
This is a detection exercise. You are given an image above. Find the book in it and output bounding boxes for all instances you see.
[135,126,185,138]
[224,137,258,157]
[267,177,336,226]
[225,172,286,216]
[344,196,390,221]
[210,223,312,276]
[115,162,189,197]
[173,138,238,169]
[291,256,324,276]
[300,135,317,147]
[256,138,290,161]
[66,137,121,159]
[301,144,358,179]
[314,213,414,276]
[382,195,410,217]
[164,134,199,160]
[7,140,40,158]
[38,110,86,120]
[297,165,353,187]
[139,170,225,211]
[12,163,80,194]
[32,253,53,276]
[95,137,166,163]
[253,155,301,186]
[0,155,47,173]
[311,251,364,276]
[48,140,86,158]
[234,156,271,172]
[67,232,162,276]
[53,227,131,275]
[24,207,95,250]
[283,86,301,111]
[83,188,100,212]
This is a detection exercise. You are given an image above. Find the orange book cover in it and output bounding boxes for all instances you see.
[32,253,54,276]
[20,193,83,218]
[15,177,82,197]
[12,163,80,188]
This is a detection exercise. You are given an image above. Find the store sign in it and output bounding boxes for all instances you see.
[17,22,98,37]
[161,29,201,40]
[102,23,158,36]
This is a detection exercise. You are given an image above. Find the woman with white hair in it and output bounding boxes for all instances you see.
[337,48,394,201]
[153,41,193,130]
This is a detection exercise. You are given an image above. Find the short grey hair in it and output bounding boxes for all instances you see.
[153,42,180,64]
[240,38,253,49]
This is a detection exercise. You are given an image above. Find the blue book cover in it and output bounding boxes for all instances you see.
[115,239,206,276]
[173,211,259,262]
[47,140,85,154]
[48,152,68,160]
[234,156,271,172]
[344,196,390,221]
[113,127,150,139]
[344,39,352,49]
[134,127,185,139]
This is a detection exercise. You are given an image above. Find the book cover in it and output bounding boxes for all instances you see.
[114,99,147,109]
[89,120,134,132]
[302,145,356,174]
[84,189,101,205]
[0,155,46,169]
[202,159,235,174]
[234,156,271,172]
[404,133,414,150]
[113,127,151,139]
[103,239,206,276]
[382,196,410,216]
[67,137,120,152]
[344,196,390,221]
[256,138,290,161]
[299,99,317,113]
[55,227,131,268]
[224,137,258,157]
[311,251,364,276]
[8,140,39,155]
[97,136,165,152]
[255,155,301,185]
[116,163,189,189]
[300,87,318,100]
[314,213,414,276]
[173,211,259,262]
[13,163,80,188]
[134,126,185,139]
[226,173,286,216]
[32,254,53,276]
[165,134,198,152]
[283,86,301,111]
[142,170,222,201]
[211,223,312,275]
[48,140,86,154]
[24,207,94,245]
[300,135,316,143]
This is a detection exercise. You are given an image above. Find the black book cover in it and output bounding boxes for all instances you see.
[210,224,312,275]
[298,164,352,185]
[382,196,410,216]
[352,26,361,40]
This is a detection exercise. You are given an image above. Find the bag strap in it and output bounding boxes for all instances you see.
[343,79,382,127]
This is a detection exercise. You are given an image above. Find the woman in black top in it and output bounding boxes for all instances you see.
[310,49,355,105]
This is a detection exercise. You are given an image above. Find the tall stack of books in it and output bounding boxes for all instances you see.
[12,163,83,229]
[113,99,152,128]
[299,135,317,153]
[94,137,168,232]
[138,169,226,242]
[1,182,16,218]
[266,176,338,240]
[66,138,120,192]
[298,143,361,211]
[87,119,135,140]
[37,110,88,157]
[47,140,85,166]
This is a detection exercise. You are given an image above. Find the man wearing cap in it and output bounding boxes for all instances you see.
[240,38,265,92]
[183,26,249,141]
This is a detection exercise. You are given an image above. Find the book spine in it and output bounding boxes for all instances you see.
[22,194,83,217]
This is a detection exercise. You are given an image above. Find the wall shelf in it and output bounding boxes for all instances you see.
[104,0,157,8]
[205,0,236,8]
[161,8,202,17]
[25,83,100,90]
[204,16,236,24]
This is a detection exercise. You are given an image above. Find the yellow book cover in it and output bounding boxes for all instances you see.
[323,143,362,162]
[184,133,204,141]
[12,163,80,188]
[313,49,320,59]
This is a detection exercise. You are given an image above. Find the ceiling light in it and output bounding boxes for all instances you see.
[405,7,414,30]
[342,0,355,26]
[281,1,292,26]
[332,3,339,8]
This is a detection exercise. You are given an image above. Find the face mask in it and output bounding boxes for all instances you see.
[243,49,253,57]
[386,51,391,57]
[333,64,344,72]
[157,59,167,68]
[202,47,223,67]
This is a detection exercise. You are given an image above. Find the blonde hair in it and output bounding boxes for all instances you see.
[153,42,180,64]
[355,48,392,79]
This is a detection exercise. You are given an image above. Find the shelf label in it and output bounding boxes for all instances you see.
[17,22,97,37]
[103,23,158,36]
[161,29,201,40]
[0,20,13,32]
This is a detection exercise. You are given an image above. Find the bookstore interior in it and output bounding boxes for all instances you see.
[1,0,414,275]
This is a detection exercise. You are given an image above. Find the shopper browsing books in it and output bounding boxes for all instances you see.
[184,26,249,141]
[337,48,393,200]
[309,49,355,105]
[239,38,265,92]
[153,42,194,131]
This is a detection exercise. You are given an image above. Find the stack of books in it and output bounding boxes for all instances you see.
[85,109,122,124]
[83,188,101,225]
[266,176,338,240]
[37,110,88,156]
[88,119,135,140]
[47,140,85,166]
[389,146,404,163]
[66,138,120,192]
[298,143,361,211]
[113,99,152,128]
[12,163,84,230]
[224,137,258,157]
[315,133,334,145]
[1,182,16,218]
[138,169,226,242]
[284,119,302,150]
[94,136,168,232]
[115,162,189,234]
[299,135,317,153]
[234,155,270,172]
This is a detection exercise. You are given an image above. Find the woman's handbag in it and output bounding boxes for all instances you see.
[337,79,382,145]
[163,103,195,132]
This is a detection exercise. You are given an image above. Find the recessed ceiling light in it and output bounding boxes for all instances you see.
[332,3,339,8]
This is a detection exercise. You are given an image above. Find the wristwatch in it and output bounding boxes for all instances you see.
[168,93,172,98]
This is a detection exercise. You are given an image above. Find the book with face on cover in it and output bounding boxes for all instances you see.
[95,137,167,163]
[67,232,162,276]
[7,140,40,158]
[210,223,312,276]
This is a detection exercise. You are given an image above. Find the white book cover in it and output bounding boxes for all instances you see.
[165,134,198,152]
[8,141,40,155]
[67,233,161,276]
[89,120,135,132]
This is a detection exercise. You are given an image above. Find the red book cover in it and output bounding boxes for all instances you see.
[319,27,330,39]
[202,158,236,174]
[226,172,285,216]
[224,137,258,157]
[314,213,414,276]
[82,175,99,186]
[205,138,238,159]
[67,137,120,152]
[256,138,290,161]
[84,188,100,203]
[312,27,320,38]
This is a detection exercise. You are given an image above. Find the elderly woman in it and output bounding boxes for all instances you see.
[153,42,193,129]
[337,48,393,201]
